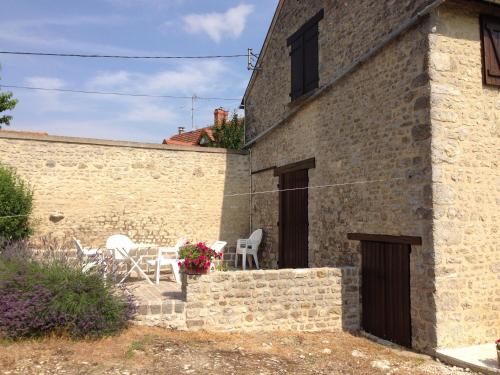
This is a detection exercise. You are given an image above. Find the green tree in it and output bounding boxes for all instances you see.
[0,66,18,129]
[0,164,33,240]
[210,112,244,150]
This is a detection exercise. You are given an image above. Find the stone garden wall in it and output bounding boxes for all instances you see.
[181,267,359,332]
[0,131,250,249]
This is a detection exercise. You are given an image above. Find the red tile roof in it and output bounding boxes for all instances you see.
[163,126,214,146]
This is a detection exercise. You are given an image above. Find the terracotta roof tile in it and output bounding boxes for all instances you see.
[163,126,214,146]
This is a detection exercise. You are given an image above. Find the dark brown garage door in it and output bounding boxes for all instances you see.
[362,241,411,347]
[279,168,309,268]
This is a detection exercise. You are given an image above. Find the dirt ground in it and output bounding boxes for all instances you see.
[0,326,474,375]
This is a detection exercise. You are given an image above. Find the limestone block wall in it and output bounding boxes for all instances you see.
[0,132,250,248]
[249,19,435,351]
[428,1,500,348]
[245,0,433,140]
[181,267,359,332]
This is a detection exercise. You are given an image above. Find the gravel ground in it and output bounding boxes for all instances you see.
[0,326,475,375]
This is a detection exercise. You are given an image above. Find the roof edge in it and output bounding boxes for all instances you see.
[242,0,285,102]
[244,0,446,148]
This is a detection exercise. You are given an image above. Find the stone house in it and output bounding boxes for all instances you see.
[163,108,228,146]
[243,0,499,352]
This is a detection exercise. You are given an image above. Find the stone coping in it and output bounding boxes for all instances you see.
[0,131,248,155]
[182,266,353,280]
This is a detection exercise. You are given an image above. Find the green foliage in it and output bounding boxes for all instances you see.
[0,165,33,241]
[0,248,136,339]
[0,66,18,129]
[210,112,244,150]
[124,335,155,358]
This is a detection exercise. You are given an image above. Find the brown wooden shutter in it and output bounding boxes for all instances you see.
[290,37,304,100]
[287,9,323,101]
[303,24,319,93]
[481,15,500,86]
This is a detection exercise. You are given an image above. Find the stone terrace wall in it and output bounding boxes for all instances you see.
[429,1,500,348]
[181,267,359,332]
[0,132,250,248]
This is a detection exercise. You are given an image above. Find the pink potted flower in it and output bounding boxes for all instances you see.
[178,242,222,275]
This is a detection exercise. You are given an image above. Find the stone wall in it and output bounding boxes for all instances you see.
[245,0,433,140]
[0,132,250,249]
[181,267,359,332]
[428,0,500,348]
[245,0,500,352]
[246,0,435,351]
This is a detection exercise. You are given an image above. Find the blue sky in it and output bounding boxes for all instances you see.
[0,0,278,142]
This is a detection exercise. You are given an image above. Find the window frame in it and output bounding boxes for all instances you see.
[480,14,500,87]
[287,9,324,101]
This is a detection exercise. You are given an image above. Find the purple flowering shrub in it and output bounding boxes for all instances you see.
[0,240,136,339]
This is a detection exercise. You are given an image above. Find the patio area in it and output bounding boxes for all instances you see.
[123,271,187,329]
[123,255,243,325]
[437,344,500,374]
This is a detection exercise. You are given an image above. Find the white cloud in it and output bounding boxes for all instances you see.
[183,4,254,43]
[87,61,234,96]
[87,71,131,87]
[25,76,66,89]
[12,59,241,138]
[120,101,178,123]
[21,76,77,113]
[0,15,137,55]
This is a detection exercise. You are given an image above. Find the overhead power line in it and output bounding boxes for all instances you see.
[0,84,241,101]
[0,50,250,60]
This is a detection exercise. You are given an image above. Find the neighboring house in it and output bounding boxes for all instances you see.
[163,108,228,146]
[243,0,499,353]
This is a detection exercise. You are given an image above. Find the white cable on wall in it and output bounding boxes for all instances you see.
[0,176,407,220]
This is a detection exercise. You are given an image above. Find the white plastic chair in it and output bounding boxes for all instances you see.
[235,229,263,270]
[209,240,227,272]
[73,238,101,273]
[146,237,187,284]
[106,234,155,284]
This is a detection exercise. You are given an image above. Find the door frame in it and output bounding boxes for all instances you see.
[276,158,315,269]
[349,233,421,348]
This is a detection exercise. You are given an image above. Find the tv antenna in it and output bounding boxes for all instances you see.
[191,94,198,129]
[247,48,260,71]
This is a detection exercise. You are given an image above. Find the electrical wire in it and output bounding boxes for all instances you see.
[0,50,250,59]
[223,176,406,197]
[0,84,241,101]
[0,176,407,221]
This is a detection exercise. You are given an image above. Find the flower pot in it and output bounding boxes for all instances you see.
[184,266,209,275]
[497,349,500,366]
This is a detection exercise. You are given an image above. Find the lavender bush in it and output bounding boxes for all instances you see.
[0,238,136,339]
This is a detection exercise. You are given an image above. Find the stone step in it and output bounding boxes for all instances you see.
[136,299,185,316]
[134,299,187,329]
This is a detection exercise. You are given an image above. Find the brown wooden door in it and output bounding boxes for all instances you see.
[279,169,309,268]
[362,241,411,347]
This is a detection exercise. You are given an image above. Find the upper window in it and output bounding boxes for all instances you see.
[481,15,500,86]
[287,9,324,101]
